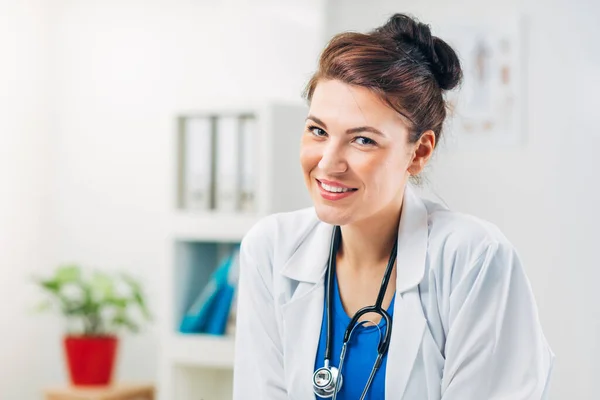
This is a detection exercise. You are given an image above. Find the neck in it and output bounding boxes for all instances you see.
[338,192,404,272]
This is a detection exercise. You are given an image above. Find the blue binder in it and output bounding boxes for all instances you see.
[179,246,240,335]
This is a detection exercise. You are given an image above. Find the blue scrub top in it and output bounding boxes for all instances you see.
[314,273,395,399]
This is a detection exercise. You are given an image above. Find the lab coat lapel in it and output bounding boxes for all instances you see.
[280,221,333,400]
[386,185,428,399]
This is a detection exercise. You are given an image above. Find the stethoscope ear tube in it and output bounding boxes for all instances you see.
[342,305,393,355]
[324,225,341,362]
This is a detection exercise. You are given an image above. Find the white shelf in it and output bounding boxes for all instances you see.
[170,211,262,242]
[161,100,312,400]
[166,333,235,369]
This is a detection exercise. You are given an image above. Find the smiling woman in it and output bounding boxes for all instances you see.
[233,12,554,400]
[300,79,422,228]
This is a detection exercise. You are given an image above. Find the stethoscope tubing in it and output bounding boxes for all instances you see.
[323,225,398,398]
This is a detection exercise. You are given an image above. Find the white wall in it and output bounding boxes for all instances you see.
[0,1,325,399]
[325,1,600,399]
[0,1,53,399]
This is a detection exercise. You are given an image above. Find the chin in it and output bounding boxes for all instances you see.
[313,202,355,226]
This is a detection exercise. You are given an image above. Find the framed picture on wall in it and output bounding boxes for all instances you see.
[434,15,528,148]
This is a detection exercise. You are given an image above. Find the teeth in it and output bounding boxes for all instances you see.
[321,182,352,193]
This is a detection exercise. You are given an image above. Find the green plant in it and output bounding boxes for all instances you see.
[32,264,152,336]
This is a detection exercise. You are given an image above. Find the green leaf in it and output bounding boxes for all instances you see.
[135,292,152,320]
[30,299,54,314]
[121,273,151,320]
[90,271,114,299]
[39,279,61,293]
[112,312,139,333]
[107,297,128,309]
[61,299,85,316]
[55,264,82,284]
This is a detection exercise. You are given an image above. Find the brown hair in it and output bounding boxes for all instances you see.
[302,13,463,147]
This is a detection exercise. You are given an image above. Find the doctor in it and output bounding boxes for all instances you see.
[233,13,554,400]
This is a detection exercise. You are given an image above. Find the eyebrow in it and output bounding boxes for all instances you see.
[305,115,386,137]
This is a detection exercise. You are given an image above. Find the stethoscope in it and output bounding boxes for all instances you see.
[312,225,398,400]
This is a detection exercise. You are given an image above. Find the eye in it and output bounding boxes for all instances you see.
[307,125,327,137]
[353,136,377,146]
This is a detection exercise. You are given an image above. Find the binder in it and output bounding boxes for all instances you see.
[179,246,239,335]
[215,116,240,212]
[225,246,240,335]
[203,246,240,335]
[183,117,213,210]
[239,116,257,212]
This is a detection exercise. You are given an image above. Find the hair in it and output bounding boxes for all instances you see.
[302,13,463,148]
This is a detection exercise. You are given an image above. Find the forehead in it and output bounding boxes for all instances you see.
[309,79,407,132]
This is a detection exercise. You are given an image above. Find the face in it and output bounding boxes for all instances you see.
[299,79,434,226]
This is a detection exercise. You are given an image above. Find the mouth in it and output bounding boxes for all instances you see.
[316,179,358,201]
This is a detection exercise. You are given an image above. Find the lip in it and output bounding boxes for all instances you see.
[316,179,358,201]
[317,179,356,189]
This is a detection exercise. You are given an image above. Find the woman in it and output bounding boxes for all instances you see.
[233,13,554,400]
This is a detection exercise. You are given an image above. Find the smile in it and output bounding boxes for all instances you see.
[320,182,353,193]
[316,179,358,201]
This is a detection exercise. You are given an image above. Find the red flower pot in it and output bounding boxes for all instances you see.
[63,335,118,386]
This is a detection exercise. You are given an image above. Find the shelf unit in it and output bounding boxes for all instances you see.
[159,100,311,400]
[166,333,235,369]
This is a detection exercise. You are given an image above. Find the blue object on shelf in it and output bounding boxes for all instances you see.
[179,245,240,335]
[202,282,235,335]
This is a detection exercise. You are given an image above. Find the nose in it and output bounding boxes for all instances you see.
[317,140,347,174]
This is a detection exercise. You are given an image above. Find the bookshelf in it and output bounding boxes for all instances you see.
[159,100,312,400]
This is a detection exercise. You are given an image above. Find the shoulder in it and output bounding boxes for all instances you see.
[422,198,518,287]
[425,198,511,252]
[240,206,321,271]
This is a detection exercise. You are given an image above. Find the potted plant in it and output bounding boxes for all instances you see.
[32,264,152,386]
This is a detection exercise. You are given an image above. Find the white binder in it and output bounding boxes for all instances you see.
[239,116,257,212]
[184,117,213,211]
[215,116,240,212]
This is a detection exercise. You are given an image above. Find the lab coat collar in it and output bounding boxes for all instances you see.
[279,213,333,284]
[279,183,428,293]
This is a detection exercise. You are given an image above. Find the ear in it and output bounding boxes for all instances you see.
[407,130,435,175]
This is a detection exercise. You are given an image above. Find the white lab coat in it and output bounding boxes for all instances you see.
[232,184,555,399]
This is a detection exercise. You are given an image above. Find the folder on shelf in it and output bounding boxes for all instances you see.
[225,249,240,336]
[203,246,240,335]
[239,116,257,212]
[179,245,240,335]
[215,116,240,212]
[183,117,213,210]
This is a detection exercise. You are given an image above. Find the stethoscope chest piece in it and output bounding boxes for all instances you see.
[313,365,342,398]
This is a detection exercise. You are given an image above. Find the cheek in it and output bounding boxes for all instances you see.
[299,138,320,177]
[354,151,405,194]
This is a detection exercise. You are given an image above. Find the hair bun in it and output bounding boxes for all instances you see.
[373,13,463,91]
[430,37,463,91]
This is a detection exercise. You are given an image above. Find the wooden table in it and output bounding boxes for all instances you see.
[44,383,155,400]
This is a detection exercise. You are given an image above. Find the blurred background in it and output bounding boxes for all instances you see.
[1,0,598,399]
